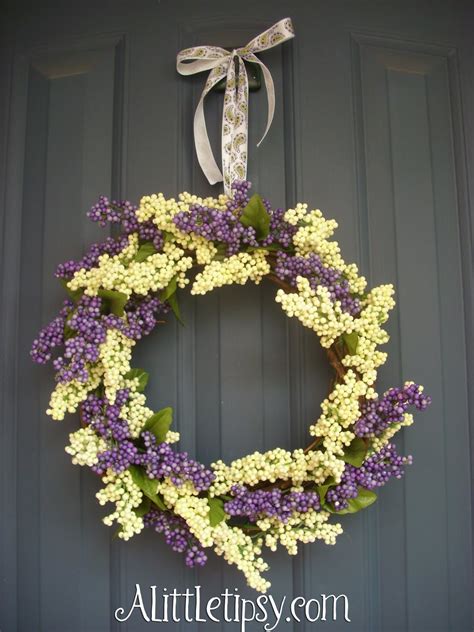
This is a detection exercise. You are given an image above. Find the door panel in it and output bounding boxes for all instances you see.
[14,35,125,632]
[351,35,471,632]
[1,2,472,631]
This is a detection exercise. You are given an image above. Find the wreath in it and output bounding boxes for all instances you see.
[31,180,430,593]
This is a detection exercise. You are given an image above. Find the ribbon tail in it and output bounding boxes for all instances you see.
[193,67,227,185]
[221,56,237,196]
[247,57,275,148]
[194,95,223,185]
[234,57,249,184]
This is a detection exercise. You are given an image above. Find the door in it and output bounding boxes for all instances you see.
[1,1,472,631]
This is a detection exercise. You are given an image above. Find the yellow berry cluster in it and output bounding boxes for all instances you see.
[99,329,135,403]
[47,365,103,420]
[69,237,193,299]
[275,279,355,347]
[191,251,270,295]
[210,447,345,496]
[96,470,144,540]
[258,510,343,555]
[157,475,272,591]
[65,427,106,467]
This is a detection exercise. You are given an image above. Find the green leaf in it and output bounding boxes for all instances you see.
[124,368,149,392]
[63,324,76,340]
[129,465,167,510]
[342,331,358,355]
[97,289,128,317]
[59,278,84,302]
[161,276,177,301]
[231,521,258,530]
[154,495,167,511]
[63,310,77,340]
[143,407,173,443]
[208,497,226,527]
[342,437,368,467]
[167,292,184,325]
[133,497,151,517]
[163,231,175,244]
[160,277,184,324]
[316,477,337,504]
[330,488,377,515]
[215,244,228,261]
[239,194,270,240]
[134,242,157,262]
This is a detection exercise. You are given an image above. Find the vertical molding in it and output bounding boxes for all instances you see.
[20,65,52,632]
[111,36,128,201]
[108,34,128,632]
[349,33,381,632]
[281,38,306,622]
[0,49,30,632]
[350,34,370,279]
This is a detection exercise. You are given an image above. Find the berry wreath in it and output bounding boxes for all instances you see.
[31,180,431,593]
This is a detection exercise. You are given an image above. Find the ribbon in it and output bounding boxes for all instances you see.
[177,18,295,196]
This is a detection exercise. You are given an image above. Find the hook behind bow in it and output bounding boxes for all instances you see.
[212,56,262,93]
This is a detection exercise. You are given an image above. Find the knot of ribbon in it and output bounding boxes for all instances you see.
[177,18,295,195]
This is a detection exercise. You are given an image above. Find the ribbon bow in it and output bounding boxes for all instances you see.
[177,18,295,196]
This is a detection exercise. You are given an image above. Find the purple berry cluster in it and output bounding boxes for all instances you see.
[173,204,258,255]
[140,431,215,491]
[354,383,431,438]
[31,293,167,382]
[83,388,131,438]
[227,181,297,248]
[82,388,137,474]
[57,197,163,279]
[81,388,213,562]
[144,509,207,567]
[224,485,320,523]
[326,443,411,511]
[87,197,163,247]
[173,182,260,257]
[56,234,131,279]
[262,205,297,248]
[173,180,296,255]
[122,295,168,340]
[274,252,361,315]
[81,391,215,491]
[52,295,105,382]
[30,299,74,365]
[87,196,131,226]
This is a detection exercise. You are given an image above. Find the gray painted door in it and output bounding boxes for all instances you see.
[1,1,473,631]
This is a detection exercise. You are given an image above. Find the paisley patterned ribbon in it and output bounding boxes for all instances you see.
[177,18,295,195]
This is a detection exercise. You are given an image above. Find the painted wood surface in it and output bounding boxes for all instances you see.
[0,1,472,630]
